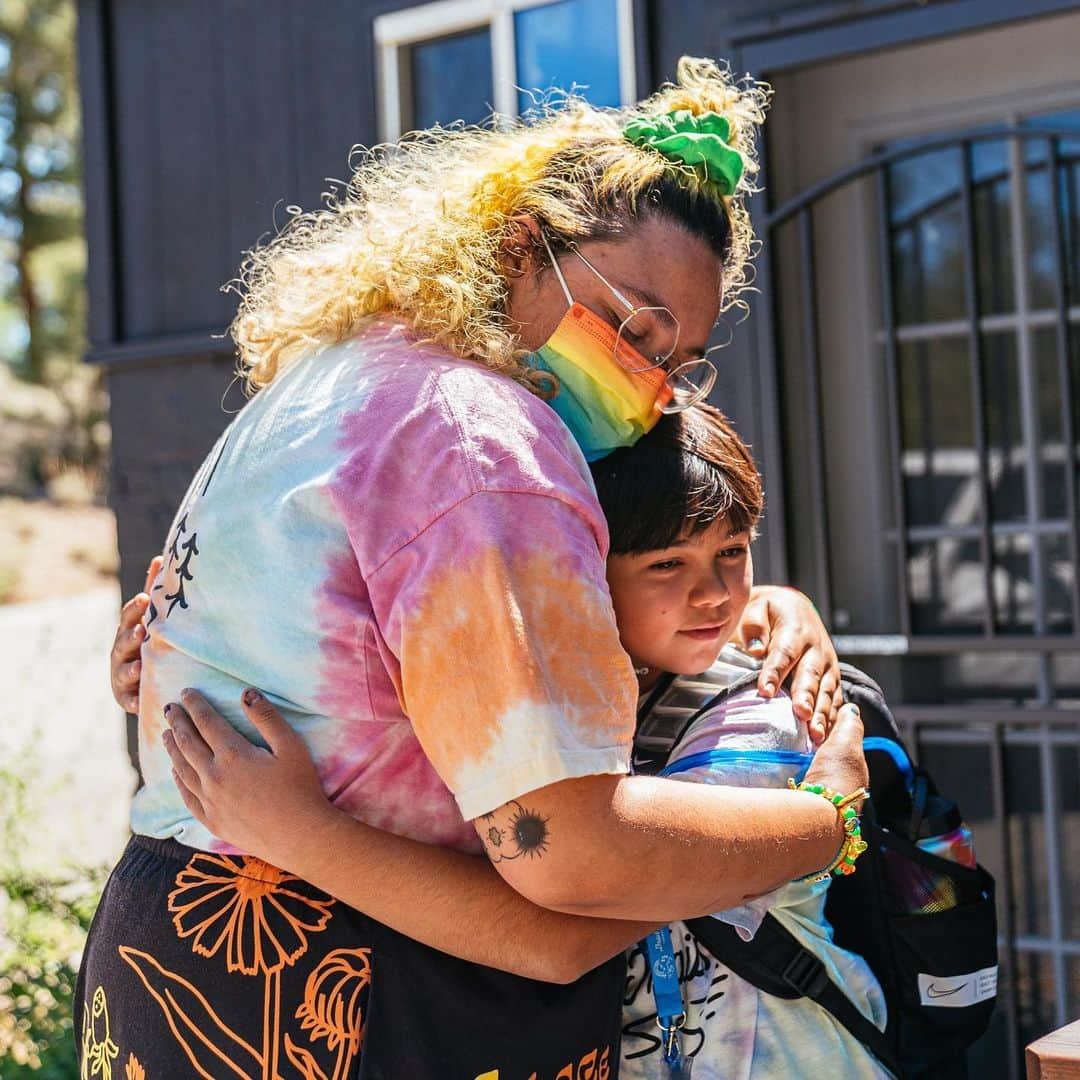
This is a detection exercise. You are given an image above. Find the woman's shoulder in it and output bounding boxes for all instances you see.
[322,319,605,570]
[435,361,588,488]
[341,319,593,500]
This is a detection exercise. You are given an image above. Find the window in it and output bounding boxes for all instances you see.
[883,109,1080,638]
[374,0,636,140]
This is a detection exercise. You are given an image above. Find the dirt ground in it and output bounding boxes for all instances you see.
[1,494,134,872]
[0,496,119,605]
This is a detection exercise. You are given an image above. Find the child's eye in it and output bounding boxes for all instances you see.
[719,546,748,560]
[648,559,681,571]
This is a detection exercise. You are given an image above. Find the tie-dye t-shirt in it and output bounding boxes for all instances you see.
[132,315,637,853]
[623,657,888,1079]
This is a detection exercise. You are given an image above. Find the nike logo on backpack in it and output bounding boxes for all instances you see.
[918,967,997,1008]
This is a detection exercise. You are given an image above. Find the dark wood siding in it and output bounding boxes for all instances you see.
[99,0,376,344]
[78,0,397,597]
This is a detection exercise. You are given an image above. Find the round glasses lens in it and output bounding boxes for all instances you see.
[659,359,717,414]
[613,307,679,375]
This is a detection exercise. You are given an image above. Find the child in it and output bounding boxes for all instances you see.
[591,404,888,1077]
[158,403,886,1078]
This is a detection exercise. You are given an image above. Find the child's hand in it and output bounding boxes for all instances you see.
[162,688,335,867]
[110,556,163,713]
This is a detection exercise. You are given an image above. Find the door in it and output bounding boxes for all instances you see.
[759,11,1080,1076]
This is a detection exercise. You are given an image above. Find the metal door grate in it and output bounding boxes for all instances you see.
[760,125,1080,1078]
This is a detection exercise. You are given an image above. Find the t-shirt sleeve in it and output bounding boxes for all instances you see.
[366,489,637,820]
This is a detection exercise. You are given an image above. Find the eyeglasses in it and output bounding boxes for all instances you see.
[540,232,718,413]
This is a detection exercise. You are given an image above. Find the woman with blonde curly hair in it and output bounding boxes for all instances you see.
[85,57,866,1078]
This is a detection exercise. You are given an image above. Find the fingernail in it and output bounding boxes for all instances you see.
[748,637,764,651]
[763,680,776,695]
[242,688,261,707]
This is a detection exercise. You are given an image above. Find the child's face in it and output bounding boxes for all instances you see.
[606,517,753,684]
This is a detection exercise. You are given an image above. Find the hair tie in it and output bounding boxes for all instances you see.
[623,109,744,197]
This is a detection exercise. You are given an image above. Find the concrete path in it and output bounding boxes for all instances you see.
[1,585,135,872]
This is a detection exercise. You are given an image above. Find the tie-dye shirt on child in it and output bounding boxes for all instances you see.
[132,315,637,853]
[623,654,888,1079]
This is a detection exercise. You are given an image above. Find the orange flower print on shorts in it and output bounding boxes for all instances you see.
[168,852,335,975]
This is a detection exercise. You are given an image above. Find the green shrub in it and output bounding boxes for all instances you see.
[0,871,103,1078]
[0,752,106,1076]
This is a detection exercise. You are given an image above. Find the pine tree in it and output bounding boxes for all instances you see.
[0,0,83,384]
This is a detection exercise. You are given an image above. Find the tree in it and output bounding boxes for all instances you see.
[0,0,84,385]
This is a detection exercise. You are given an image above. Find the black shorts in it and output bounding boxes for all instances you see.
[75,835,625,1079]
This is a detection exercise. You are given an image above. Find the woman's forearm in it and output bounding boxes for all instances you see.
[272,802,657,984]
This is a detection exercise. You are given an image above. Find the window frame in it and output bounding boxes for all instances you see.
[870,106,1080,646]
[374,0,637,141]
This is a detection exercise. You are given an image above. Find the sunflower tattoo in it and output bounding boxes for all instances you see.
[481,801,551,862]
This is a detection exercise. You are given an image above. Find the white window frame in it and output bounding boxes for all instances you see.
[374,0,636,141]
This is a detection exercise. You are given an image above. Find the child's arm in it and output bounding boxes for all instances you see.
[163,689,656,984]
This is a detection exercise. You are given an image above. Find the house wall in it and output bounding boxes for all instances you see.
[78,0,388,598]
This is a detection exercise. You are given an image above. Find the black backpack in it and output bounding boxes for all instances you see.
[639,663,999,1079]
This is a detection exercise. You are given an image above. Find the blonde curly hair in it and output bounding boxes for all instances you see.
[230,56,770,391]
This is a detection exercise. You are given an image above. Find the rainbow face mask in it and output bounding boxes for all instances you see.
[527,231,681,461]
[528,302,673,461]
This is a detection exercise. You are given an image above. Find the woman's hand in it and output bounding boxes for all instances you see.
[735,585,843,744]
[801,703,868,798]
[162,688,336,866]
[110,557,162,713]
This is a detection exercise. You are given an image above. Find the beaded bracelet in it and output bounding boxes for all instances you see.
[787,779,870,882]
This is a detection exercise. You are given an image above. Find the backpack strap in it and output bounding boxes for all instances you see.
[685,915,902,1079]
[667,668,762,748]
[635,671,678,726]
[633,667,761,772]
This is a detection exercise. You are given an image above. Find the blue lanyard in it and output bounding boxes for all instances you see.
[643,927,688,1073]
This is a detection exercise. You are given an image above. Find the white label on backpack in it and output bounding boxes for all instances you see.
[918,967,998,1008]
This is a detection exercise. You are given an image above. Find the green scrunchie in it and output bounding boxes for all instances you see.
[623,109,744,196]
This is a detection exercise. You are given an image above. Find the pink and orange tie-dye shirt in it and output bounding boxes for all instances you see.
[132,316,637,853]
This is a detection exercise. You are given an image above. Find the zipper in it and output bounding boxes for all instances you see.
[660,748,813,779]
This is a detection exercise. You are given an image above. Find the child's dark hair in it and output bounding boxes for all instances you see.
[590,403,763,555]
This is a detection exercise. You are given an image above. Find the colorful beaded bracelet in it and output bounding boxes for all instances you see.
[787,779,870,882]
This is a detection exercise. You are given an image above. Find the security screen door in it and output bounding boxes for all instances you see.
[762,12,1080,1077]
